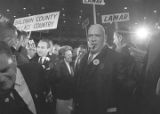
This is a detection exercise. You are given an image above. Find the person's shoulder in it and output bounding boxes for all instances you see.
[56,59,64,64]
[103,46,123,60]
[55,59,64,68]
[104,46,119,56]
[19,62,43,71]
[18,63,45,80]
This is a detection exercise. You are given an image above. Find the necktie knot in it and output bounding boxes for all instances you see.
[88,54,94,64]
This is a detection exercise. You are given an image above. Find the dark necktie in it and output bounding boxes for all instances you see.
[39,57,43,64]
[88,54,94,64]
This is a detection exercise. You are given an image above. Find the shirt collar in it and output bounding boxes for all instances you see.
[64,59,70,65]
[27,55,32,59]
[89,52,100,60]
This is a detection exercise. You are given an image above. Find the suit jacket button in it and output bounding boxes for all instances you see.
[35,94,38,98]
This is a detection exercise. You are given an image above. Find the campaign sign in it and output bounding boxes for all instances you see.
[102,12,129,24]
[83,0,105,5]
[14,11,60,31]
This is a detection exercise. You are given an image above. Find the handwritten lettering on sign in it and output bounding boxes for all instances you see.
[83,0,105,5]
[14,12,60,31]
[102,12,129,24]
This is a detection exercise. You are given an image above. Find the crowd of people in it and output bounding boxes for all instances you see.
[0,21,160,114]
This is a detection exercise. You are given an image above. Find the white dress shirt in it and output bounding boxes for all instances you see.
[64,59,72,75]
[88,52,99,63]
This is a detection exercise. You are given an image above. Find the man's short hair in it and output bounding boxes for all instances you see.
[38,39,51,48]
[0,41,13,57]
[79,44,87,50]
[59,45,72,57]
[114,31,129,45]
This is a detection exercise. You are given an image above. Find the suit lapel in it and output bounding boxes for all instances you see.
[80,53,89,71]
[86,47,109,78]
[76,47,109,87]
[63,60,70,76]
[0,89,33,114]
[76,53,88,87]
[18,67,36,105]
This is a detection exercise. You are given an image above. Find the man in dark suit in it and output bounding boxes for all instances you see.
[73,45,87,73]
[54,47,74,114]
[36,39,57,70]
[35,39,58,114]
[0,41,52,114]
[73,24,127,114]
[0,23,29,66]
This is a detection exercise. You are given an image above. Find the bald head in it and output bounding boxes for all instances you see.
[88,24,105,38]
[87,24,106,54]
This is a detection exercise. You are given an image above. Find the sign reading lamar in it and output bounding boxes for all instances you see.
[83,0,105,5]
[102,12,129,24]
[14,11,60,31]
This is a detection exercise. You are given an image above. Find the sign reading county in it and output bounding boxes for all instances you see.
[83,0,105,5]
[102,12,129,24]
[14,11,60,31]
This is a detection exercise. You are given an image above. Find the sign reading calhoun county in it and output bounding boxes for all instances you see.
[102,12,129,24]
[14,11,60,32]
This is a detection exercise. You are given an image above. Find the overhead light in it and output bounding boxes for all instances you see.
[153,10,157,13]
[135,26,150,40]
[28,14,31,16]
[13,16,16,18]
[155,23,160,29]
[23,8,26,10]
[62,14,65,16]
[79,16,82,18]
[62,8,65,11]
[6,9,10,12]
[124,7,128,10]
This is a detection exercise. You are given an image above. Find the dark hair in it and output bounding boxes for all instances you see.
[38,39,51,48]
[17,30,28,40]
[79,44,87,49]
[0,23,17,41]
[0,41,12,56]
